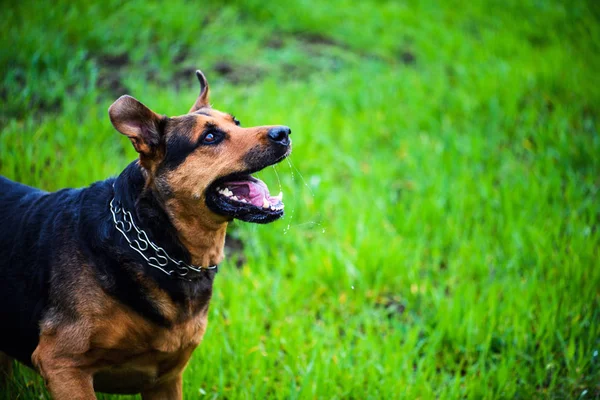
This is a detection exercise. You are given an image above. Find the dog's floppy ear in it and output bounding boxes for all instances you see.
[109,95,164,158]
[189,70,210,112]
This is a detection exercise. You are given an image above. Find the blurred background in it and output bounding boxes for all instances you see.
[1,0,599,398]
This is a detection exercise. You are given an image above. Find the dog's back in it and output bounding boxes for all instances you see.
[0,176,80,365]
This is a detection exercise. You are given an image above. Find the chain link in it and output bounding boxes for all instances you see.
[110,198,217,280]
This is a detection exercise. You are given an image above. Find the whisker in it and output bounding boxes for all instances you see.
[286,158,315,198]
[282,160,296,234]
[281,156,324,235]
[271,165,283,195]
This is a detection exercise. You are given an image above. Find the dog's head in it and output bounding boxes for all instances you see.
[108,70,291,224]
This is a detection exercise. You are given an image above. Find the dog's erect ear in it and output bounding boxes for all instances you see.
[109,95,164,157]
[189,70,210,112]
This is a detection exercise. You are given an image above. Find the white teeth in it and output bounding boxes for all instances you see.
[262,197,270,209]
[232,195,239,201]
[240,199,247,203]
[220,188,233,197]
[273,192,283,201]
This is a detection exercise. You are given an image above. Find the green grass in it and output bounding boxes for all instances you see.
[1,0,599,398]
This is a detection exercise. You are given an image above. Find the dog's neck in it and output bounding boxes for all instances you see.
[162,197,228,267]
[113,161,227,269]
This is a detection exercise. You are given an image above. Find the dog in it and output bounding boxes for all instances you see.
[0,70,291,399]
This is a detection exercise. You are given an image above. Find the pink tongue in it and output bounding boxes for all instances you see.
[225,179,276,207]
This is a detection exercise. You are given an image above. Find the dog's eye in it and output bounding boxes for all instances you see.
[200,124,225,145]
[202,130,224,145]
[232,116,240,126]
[204,133,215,143]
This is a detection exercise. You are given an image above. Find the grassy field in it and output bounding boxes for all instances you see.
[1,0,599,398]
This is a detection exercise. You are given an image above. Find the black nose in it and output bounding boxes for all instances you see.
[267,126,291,146]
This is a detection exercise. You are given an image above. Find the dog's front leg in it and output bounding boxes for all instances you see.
[141,374,183,400]
[32,335,96,400]
[41,366,95,400]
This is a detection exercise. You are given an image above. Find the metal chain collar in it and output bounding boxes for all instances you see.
[109,198,217,280]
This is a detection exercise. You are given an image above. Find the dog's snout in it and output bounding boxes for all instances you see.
[267,126,291,146]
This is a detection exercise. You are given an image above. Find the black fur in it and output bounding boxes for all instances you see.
[243,144,290,174]
[0,162,215,367]
[162,116,198,170]
[193,110,211,117]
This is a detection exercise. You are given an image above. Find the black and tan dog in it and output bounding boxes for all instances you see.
[0,70,291,399]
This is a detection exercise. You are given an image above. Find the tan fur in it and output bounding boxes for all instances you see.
[32,268,208,396]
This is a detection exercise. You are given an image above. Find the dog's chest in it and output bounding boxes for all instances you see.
[85,303,208,393]
[91,344,195,394]
[92,360,163,394]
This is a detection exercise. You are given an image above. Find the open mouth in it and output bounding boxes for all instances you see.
[205,173,284,224]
